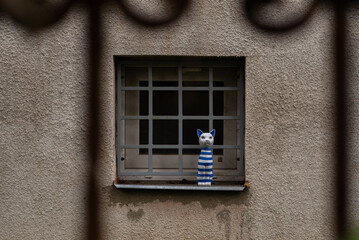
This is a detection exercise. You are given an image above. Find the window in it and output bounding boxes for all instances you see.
[116,56,245,189]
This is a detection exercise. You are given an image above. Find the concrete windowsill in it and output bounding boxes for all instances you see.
[114,182,247,191]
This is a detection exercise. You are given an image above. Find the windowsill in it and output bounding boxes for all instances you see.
[114,181,247,191]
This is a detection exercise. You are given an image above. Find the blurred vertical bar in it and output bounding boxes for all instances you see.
[178,65,183,173]
[334,1,348,238]
[87,0,102,239]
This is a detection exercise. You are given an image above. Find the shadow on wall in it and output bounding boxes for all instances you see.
[102,185,250,209]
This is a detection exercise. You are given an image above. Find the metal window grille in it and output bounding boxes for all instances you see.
[116,57,245,183]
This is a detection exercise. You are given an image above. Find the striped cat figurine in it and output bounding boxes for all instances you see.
[197,129,215,186]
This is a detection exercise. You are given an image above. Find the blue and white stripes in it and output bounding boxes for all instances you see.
[197,148,213,185]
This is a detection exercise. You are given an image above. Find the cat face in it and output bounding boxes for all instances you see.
[197,129,215,147]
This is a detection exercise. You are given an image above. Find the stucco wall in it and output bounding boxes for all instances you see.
[1,1,359,239]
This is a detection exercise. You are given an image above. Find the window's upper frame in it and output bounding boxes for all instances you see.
[115,56,245,185]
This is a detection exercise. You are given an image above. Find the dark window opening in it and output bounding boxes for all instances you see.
[139,81,224,155]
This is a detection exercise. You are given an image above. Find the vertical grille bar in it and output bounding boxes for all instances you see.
[178,65,183,173]
[209,67,213,130]
[87,0,101,238]
[239,59,245,175]
[148,66,153,173]
[334,2,348,238]
[117,63,122,176]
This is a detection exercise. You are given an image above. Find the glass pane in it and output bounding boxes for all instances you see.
[182,153,198,169]
[153,148,178,155]
[182,148,237,169]
[214,149,237,169]
[122,120,148,145]
[122,90,148,116]
[139,90,149,116]
[183,148,201,155]
[225,120,238,145]
[153,149,178,168]
[213,67,238,87]
[123,67,148,86]
[214,120,237,145]
[123,148,148,169]
[153,120,178,145]
[183,91,209,116]
[213,120,223,155]
[213,90,223,116]
[153,67,178,86]
[139,119,149,145]
[123,120,140,145]
[153,91,178,116]
[182,67,209,86]
[213,81,224,87]
[213,91,238,116]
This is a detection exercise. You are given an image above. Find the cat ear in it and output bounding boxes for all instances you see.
[210,129,216,137]
[197,129,203,138]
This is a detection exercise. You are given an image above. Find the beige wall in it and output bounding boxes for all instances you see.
[1,1,359,239]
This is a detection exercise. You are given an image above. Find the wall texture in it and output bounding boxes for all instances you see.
[1,1,359,239]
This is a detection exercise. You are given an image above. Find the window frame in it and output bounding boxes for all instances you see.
[115,56,245,185]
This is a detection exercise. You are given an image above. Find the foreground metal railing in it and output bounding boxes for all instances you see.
[0,0,354,239]
[245,1,351,238]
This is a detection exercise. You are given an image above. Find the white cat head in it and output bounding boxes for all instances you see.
[197,129,215,147]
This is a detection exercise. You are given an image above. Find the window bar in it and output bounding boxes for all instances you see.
[148,66,153,173]
[121,86,240,91]
[236,66,241,172]
[122,144,240,149]
[117,63,123,176]
[118,171,242,177]
[178,65,183,173]
[238,60,245,176]
[122,116,241,120]
[209,67,213,130]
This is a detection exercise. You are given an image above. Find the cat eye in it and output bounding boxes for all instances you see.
[201,136,205,139]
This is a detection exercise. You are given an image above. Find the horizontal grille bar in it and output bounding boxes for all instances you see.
[120,87,240,91]
[118,171,241,176]
[120,145,240,149]
[121,116,241,120]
